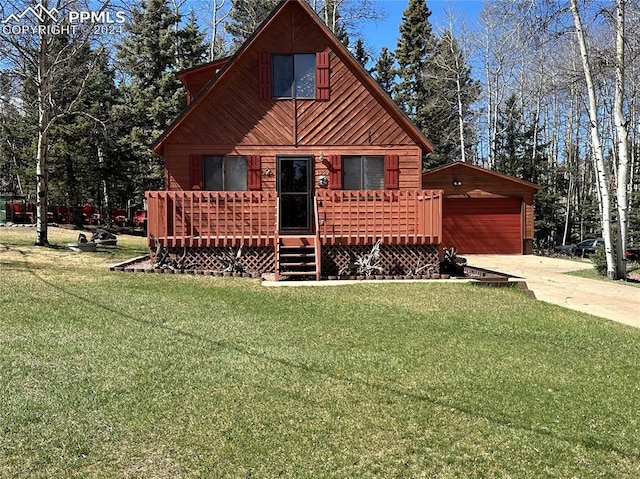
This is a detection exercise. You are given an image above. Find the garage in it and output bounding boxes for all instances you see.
[442,197,522,254]
[422,162,539,255]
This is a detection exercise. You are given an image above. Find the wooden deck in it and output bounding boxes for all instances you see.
[146,190,442,248]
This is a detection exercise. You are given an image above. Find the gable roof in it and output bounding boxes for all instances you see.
[422,161,541,190]
[176,58,230,87]
[176,58,229,102]
[152,0,434,155]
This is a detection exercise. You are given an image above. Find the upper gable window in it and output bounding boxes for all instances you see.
[272,54,316,99]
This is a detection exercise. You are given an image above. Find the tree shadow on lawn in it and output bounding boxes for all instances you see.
[26,266,640,463]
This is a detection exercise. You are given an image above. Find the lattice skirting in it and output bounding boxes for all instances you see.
[321,244,439,277]
[160,244,439,277]
[163,246,275,273]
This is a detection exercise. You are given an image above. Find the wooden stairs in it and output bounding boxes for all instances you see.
[275,235,321,281]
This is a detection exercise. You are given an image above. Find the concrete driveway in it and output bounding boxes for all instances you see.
[465,254,640,329]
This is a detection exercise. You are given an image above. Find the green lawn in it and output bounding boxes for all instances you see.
[566,262,640,287]
[1,227,640,478]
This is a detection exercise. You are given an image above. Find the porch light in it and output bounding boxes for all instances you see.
[453,179,462,186]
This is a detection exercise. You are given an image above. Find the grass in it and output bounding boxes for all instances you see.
[1,227,640,478]
[566,261,640,287]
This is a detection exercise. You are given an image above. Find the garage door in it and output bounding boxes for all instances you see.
[442,198,522,254]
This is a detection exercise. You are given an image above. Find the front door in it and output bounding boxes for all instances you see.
[277,156,313,232]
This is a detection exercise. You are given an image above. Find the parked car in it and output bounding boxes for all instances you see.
[556,238,640,260]
[626,247,640,261]
[555,238,604,258]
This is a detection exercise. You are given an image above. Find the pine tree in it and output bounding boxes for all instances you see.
[494,95,543,183]
[421,29,479,167]
[115,0,184,192]
[393,0,436,129]
[0,74,34,197]
[227,0,351,49]
[177,10,209,70]
[353,38,371,70]
[493,94,562,245]
[226,0,278,48]
[48,44,120,223]
[373,47,395,96]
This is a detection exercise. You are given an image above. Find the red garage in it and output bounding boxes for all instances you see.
[422,162,539,255]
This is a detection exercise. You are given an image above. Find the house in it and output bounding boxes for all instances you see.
[422,162,540,255]
[146,0,445,279]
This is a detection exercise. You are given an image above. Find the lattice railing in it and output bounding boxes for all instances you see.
[146,191,277,248]
[316,190,442,246]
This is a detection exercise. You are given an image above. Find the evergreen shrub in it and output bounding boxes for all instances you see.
[592,248,608,277]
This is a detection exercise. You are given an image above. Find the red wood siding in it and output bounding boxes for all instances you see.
[164,145,423,192]
[296,52,414,147]
[443,198,522,254]
[163,1,423,189]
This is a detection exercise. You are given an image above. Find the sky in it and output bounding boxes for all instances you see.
[361,0,483,55]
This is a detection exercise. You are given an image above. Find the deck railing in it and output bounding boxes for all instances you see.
[316,190,442,245]
[146,189,442,248]
[146,191,277,247]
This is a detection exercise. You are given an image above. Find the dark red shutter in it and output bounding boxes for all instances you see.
[189,154,203,190]
[316,52,330,101]
[329,155,342,189]
[258,52,271,100]
[385,154,399,190]
[247,155,261,190]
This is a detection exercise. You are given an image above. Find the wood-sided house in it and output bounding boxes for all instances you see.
[147,0,443,279]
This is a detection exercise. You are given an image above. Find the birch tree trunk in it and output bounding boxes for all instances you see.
[34,5,52,246]
[455,59,467,162]
[614,0,629,279]
[209,0,230,61]
[570,0,616,279]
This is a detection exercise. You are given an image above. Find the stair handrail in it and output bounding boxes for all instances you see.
[274,196,280,281]
[313,195,321,281]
